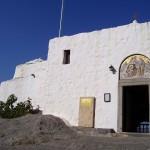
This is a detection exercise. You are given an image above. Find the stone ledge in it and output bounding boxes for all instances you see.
[72,127,116,137]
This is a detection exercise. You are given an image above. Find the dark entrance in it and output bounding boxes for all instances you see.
[122,85,149,132]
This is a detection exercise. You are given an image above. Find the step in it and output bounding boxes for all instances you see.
[72,126,116,137]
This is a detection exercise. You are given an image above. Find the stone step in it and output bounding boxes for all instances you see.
[72,127,150,137]
[72,126,116,137]
[117,132,150,137]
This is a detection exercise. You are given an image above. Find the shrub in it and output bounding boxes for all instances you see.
[0,94,40,119]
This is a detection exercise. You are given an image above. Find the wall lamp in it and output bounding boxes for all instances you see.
[31,74,36,78]
[109,65,116,74]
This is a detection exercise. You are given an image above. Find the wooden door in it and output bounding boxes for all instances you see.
[78,97,95,127]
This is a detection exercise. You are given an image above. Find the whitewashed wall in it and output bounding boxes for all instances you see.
[0,21,150,131]
[46,21,150,130]
[0,60,48,110]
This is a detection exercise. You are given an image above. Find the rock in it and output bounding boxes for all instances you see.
[0,114,76,146]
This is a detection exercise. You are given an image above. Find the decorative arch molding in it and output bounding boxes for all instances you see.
[119,54,150,80]
[118,54,150,133]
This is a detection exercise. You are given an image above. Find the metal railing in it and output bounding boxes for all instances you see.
[137,122,150,133]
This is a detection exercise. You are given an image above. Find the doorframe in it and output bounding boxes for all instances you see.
[117,78,150,132]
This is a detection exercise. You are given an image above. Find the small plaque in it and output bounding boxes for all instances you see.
[104,93,111,102]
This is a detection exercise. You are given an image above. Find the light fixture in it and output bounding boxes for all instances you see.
[31,74,35,78]
[109,65,116,74]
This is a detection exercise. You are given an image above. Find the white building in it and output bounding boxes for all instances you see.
[0,20,150,133]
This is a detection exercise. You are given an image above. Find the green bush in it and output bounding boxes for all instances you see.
[0,94,40,119]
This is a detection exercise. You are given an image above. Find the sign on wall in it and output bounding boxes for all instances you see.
[120,54,150,80]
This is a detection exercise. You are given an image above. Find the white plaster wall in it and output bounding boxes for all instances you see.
[14,59,45,78]
[0,60,48,111]
[45,21,150,131]
[0,21,150,132]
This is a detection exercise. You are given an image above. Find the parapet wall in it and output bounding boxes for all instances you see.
[0,59,48,110]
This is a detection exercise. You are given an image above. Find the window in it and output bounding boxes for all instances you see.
[63,50,70,64]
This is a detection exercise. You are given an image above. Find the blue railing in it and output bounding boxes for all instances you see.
[137,122,150,133]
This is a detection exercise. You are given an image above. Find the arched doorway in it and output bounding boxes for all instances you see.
[118,54,150,133]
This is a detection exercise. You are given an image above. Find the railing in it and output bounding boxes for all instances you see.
[137,122,150,133]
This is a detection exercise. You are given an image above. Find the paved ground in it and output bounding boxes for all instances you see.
[1,134,150,150]
[0,114,150,150]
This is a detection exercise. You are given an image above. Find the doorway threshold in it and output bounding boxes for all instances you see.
[118,132,150,137]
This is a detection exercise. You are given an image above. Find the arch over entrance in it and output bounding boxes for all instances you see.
[118,54,150,133]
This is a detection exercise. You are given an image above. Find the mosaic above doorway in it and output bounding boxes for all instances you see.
[120,54,150,79]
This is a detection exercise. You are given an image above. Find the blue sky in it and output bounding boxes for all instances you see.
[0,0,150,82]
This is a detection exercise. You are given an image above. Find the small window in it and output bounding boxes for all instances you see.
[63,50,70,64]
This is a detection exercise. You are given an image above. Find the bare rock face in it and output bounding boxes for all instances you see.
[0,114,76,146]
